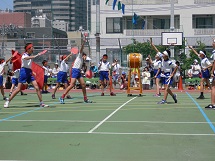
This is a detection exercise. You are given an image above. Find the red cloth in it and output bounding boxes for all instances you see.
[11,50,44,89]
[32,62,44,89]
[11,50,22,71]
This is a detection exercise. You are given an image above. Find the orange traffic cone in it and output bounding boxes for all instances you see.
[178,76,183,90]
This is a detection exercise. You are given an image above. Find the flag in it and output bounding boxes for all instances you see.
[118,1,121,10]
[122,4,125,14]
[112,0,117,10]
[132,12,138,25]
[11,50,22,71]
[105,0,109,5]
[32,62,44,90]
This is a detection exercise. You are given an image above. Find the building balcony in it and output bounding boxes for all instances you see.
[124,29,181,36]
[194,28,215,35]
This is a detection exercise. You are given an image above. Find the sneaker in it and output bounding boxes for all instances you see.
[101,93,104,96]
[110,92,116,96]
[197,95,205,99]
[20,91,27,95]
[84,99,92,103]
[40,103,49,107]
[4,100,10,108]
[172,94,177,103]
[66,95,72,99]
[9,92,12,96]
[41,91,46,94]
[59,97,65,104]
[3,96,7,100]
[52,94,56,99]
[157,99,167,104]
[153,94,160,97]
[205,104,215,109]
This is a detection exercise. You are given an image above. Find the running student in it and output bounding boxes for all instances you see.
[9,68,26,96]
[189,46,212,99]
[98,54,116,96]
[52,54,72,99]
[59,42,92,104]
[4,43,49,108]
[0,57,14,100]
[157,50,178,104]
[205,41,215,109]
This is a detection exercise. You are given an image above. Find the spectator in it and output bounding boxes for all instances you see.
[192,59,201,78]
[119,71,128,90]
[52,63,60,78]
[112,59,121,88]
[90,63,98,77]
[187,65,193,79]
[173,61,181,88]
[142,67,151,90]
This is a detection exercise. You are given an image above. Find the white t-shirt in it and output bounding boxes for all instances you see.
[200,57,211,69]
[99,61,110,71]
[142,71,150,84]
[112,64,121,74]
[153,60,162,70]
[72,53,83,69]
[52,67,60,76]
[60,60,69,72]
[21,53,32,69]
[192,64,201,75]
[213,50,215,74]
[161,59,176,73]
[0,62,6,75]
[43,66,49,76]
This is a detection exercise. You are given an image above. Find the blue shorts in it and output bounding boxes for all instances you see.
[57,71,68,83]
[71,68,82,79]
[99,71,109,81]
[154,69,161,79]
[0,75,3,86]
[44,75,48,83]
[19,68,35,84]
[162,72,173,85]
[12,78,18,86]
[202,69,210,79]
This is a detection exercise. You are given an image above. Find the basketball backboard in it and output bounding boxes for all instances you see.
[161,32,183,46]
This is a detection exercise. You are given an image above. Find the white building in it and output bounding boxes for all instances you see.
[53,20,68,32]
[31,10,52,28]
[90,0,215,63]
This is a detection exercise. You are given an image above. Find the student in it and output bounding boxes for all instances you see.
[189,46,212,99]
[119,71,128,90]
[0,57,13,100]
[205,41,215,109]
[98,54,116,96]
[142,67,151,90]
[112,59,121,88]
[148,53,162,96]
[9,68,26,96]
[52,63,60,78]
[192,59,201,78]
[157,50,178,104]
[59,42,92,104]
[173,61,181,88]
[52,54,72,99]
[4,43,49,108]
[42,60,50,94]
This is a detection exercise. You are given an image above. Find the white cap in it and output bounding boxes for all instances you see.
[163,51,169,57]
[193,59,198,63]
[199,50,206,56]
[146,57,149,60]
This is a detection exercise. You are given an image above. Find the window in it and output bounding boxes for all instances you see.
[193,15,213,28]
[153,18,170,29]
[26,32,35,38]
[106,17,122,33]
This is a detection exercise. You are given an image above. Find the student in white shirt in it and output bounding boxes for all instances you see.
[98,54,116,96]
[52,54,72,99]
[59,41,92,104]
[205,41,215,109]
[0,57,13,101]
[189,46,212,99]
[112,59,121,88]
[4,43,49,108]
[192,59,201,78]
[52,63,60,78]
[42,60,51,94]
[142,67,151,90]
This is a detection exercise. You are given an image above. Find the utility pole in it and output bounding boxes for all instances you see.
[170,0,175,58]
[95,0,100,62]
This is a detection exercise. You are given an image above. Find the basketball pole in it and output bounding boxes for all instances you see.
[170,0,175,58]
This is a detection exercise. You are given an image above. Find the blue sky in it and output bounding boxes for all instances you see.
[0,0,13,10]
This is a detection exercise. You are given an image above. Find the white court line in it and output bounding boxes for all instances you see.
[4,120,215,124]
[88,96,137,133]
[0,130,214,136]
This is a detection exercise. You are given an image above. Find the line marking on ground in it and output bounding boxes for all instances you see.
[4,120,215,124]
[0,130,214,136]
[186,92,215,133]
[88,97,137,133]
